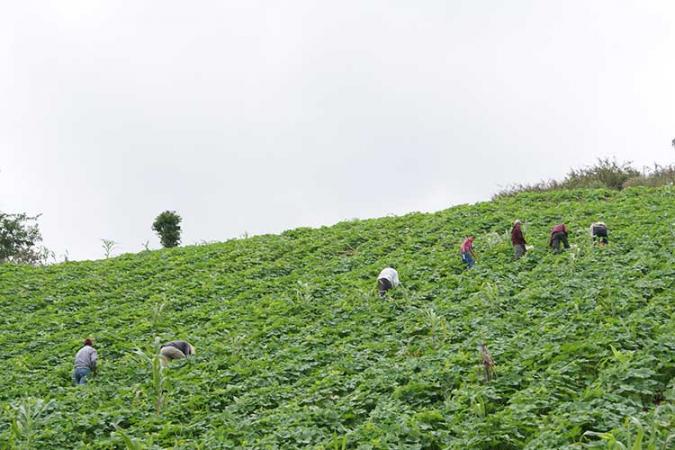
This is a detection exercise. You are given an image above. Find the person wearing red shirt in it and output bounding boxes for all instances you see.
[460,236,476,268]
[549,223,570,252]
[511,220,527,259]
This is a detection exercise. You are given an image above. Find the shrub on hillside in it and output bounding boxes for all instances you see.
[563,159,640,190]
[622,163,675,188]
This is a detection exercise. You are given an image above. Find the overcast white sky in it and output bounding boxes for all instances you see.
[1,1,674,261]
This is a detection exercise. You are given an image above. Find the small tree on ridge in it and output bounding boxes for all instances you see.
[152,211,182,248]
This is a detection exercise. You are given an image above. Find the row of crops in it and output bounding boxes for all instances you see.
[0,186,673,448]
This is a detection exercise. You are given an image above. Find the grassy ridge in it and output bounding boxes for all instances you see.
[0,187,673,449]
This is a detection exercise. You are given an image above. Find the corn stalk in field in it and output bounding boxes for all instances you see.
[8,398,55,449]
[480,343,496,382]
[133,338,168,415]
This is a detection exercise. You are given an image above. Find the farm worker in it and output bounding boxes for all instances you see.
[590,222,608,245]
[511,220,527,259]
[377,267,400,298]
[73,338,98,385]
[159,340,195,366]
[460,236,476,268]
[549,223,570,252]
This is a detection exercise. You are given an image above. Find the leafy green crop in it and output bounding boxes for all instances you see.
[0,187,673,449]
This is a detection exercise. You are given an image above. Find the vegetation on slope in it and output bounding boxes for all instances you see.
[0,187,673,449]
[494,159,675,199]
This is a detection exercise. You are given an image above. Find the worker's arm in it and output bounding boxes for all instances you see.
[90,350,98,375]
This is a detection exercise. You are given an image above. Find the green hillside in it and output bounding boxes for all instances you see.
[1,187,673,449]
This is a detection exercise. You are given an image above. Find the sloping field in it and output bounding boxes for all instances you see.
[0,187,673,449]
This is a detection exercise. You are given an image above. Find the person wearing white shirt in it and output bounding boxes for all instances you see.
[377,267,400,298]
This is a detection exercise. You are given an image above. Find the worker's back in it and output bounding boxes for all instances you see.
[378,267,399,286]
[74,345,97,369]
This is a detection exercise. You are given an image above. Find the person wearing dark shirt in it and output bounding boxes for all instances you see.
[549,223,570,252]
[590,222,608,245]
[159,340,195,366]
[511,220,527,259]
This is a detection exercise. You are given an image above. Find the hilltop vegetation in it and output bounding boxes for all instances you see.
[0,187,673,449]
[494,159,675,199]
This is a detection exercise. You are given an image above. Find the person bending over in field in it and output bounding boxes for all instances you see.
[377,267,400,298]
[590,222,608,245]
[549,223,570,252]
[511,220,527,259]
[159,340,195,367]
[460,235,476,268]
[73,338,98,385]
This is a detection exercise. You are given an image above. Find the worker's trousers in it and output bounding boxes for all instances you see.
[159,346,187,367]
[73,367,91,385]
[513,244,526,259]
[592,226,608,244]
[550,232,570,252]
[461,252,475,268]
[378,278,392,297]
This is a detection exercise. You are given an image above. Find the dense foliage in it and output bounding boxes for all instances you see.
[623,165,675,190]
[494,159,675,199]
[152,211,182,248]
[0,212,47,265]
[0,187,673,449]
